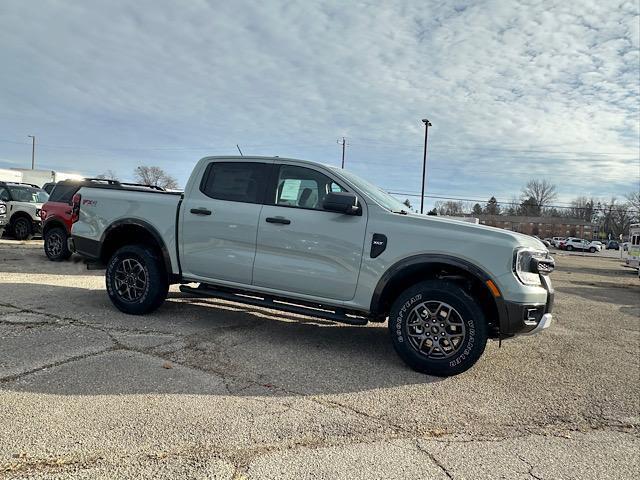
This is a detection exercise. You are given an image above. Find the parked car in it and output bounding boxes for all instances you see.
[562,237,600,253]
[69,156,555,377]
[534,236,551,247]
[41,178,159,260]
[0,181,49,240]
[0,200,7,237]
[551,237,565,248]
[606,240,620,250]
[42,182,57,195]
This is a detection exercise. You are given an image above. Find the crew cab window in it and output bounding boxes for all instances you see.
[273,165,344,210]
[49,184,79,203]
[200,162,269,204]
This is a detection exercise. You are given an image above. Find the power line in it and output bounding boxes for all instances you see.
[1,137,637,158]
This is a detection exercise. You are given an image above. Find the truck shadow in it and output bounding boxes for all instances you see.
[0,283,444,397]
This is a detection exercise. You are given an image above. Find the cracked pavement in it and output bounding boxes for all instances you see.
[0,240,638,479]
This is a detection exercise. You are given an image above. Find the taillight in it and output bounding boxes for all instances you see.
[40,207,46,220]
[71,194,81,223]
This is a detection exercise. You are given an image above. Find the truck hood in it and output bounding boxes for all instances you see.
[400,213,547,251]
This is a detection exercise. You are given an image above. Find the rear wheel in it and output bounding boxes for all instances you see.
[388,280,488,377]
[105,244,168,315]
[44,227,72,261]
[13,217,33,240]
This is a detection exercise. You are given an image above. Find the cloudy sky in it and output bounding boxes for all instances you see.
[1,0,638,209]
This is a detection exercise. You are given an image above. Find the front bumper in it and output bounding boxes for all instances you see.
[498,275,554,336]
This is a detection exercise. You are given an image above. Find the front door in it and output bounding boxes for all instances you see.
[252,163,367,301]
[180,160,271,285]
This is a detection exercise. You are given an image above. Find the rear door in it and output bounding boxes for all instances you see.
[252,163,367,301]
[180,160,271,285]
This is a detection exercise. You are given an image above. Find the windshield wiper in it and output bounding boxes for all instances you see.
[393,209,409,215]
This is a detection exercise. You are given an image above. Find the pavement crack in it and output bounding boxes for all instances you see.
[517,454,544,480]
[415,439,454,479]
[0,346,120,384]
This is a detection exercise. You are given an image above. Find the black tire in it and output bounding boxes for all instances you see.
[566,245,573,251]
[13,217,33,240]
[589,247,596,253]
[44,227,72,261]
[105,244,168,315]
[388,280,488,377]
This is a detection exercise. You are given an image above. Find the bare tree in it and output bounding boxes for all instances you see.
[626,191,640,221]
[568,196,594,221]
[96,169,119,181]
[435,200,465,216]
[520,179,558,211]
[134,166,178,189]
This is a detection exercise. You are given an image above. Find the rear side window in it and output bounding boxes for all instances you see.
[200,162,269,204]
[49,184,80,203]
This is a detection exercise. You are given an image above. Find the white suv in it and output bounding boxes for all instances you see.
[0,201,7,237]
[563,237,600,253]
[0,182,49,240]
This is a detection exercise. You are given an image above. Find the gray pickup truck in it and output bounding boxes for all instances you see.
[69,156,555,376]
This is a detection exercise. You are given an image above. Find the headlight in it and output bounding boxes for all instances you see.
[0,204,5,215]
[513,248,551,286]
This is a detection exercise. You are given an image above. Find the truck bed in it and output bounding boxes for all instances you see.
[70,185,183,273]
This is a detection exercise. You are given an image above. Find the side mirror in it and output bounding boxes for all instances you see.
[322,192,361,215]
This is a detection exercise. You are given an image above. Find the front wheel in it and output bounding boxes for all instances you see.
[589,247,596,253]
[44,227,72,261]
[13,217,33,240]
[388,280,488,377]
[105,244,168,315]
[566,245,574,251]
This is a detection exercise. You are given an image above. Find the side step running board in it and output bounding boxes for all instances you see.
[179,284,368,326]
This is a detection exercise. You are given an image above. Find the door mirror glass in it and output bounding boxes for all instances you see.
[322,192,361,215]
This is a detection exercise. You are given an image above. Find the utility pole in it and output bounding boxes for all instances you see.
[337,137,346,168]
[27,135,35,169]
[420,119,432,214]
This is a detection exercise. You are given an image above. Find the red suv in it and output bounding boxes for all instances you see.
[40,180,86,260]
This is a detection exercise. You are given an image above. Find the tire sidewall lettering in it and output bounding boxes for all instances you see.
[449,317,475,367]
[395,293,422,343]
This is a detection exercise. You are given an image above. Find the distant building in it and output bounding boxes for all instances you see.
[0,168,83,187]
[477,215,596,238]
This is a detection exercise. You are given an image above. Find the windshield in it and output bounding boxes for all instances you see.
[330,167,408,213]
[8,186,49,203]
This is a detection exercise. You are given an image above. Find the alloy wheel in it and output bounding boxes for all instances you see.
[46,232,63,257]
[405,301,467,359]
[14,219,29,239]
[114,257,148,302]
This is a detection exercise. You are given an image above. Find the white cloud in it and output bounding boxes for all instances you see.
[0,0,637,206]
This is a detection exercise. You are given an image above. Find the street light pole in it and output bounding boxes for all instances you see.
[420,119,431,214]
[27,135,35,170]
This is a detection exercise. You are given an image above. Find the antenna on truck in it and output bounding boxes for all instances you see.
[236,144,244,156]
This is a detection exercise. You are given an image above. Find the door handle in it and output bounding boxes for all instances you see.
[190,208,212,216]
[265,216,291,225]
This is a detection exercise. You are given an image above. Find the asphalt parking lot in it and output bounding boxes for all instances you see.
[1,240,638,479]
